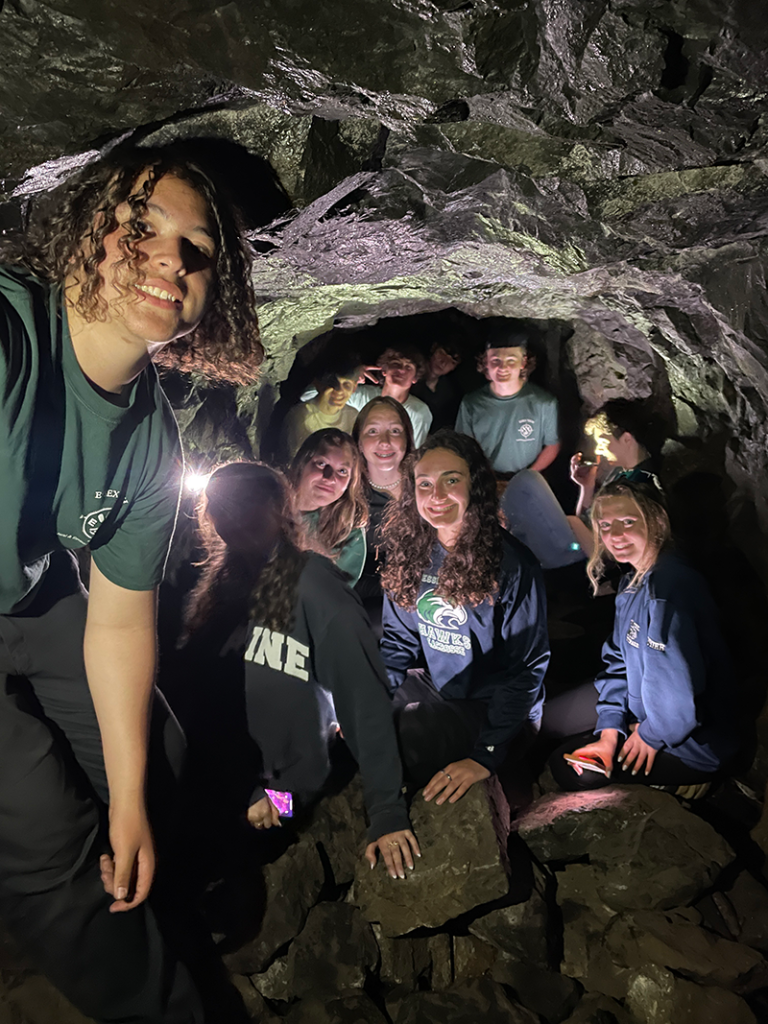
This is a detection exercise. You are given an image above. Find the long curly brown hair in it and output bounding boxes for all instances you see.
[288,429,369,556]
[587,480,671,596]
[380,429,504,609]
[184,462,308,638]
[18,145,263,385]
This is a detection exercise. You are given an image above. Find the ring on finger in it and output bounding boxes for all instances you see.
[445,773,452,781]
[388,841,399,847]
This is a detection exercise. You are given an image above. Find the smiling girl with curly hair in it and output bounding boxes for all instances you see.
[379,429,550,805]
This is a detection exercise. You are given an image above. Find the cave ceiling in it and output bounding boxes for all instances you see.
[2,0,768,532]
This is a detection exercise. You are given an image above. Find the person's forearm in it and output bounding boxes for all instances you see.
[575,482,595,517]
[529,442,560,473]
[84,618,155,810]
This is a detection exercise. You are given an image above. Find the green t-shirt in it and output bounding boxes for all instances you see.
[455,382,559,474]
[0,267,182,612]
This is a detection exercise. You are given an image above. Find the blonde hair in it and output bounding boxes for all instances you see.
[586,481,671,595]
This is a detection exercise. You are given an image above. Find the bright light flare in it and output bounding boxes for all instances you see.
[184,471,211,494]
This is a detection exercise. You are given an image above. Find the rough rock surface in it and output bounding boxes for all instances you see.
[2,0,768,579]
[286,902,379,999]
[386,977,539,1024]
[283,992,389,1024]
[516,787,734,911]
[625,963,757,1024]
[468,863,550,967]
[350,780,509,936]
[223,836,325,975]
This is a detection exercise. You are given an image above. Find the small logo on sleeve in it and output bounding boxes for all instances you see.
[626,620,640,648]
[647,637,666,652]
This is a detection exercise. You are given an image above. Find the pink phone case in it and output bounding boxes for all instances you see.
[563,753,608,775]
[264,788,293,817]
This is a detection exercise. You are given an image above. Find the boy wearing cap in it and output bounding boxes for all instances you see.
[455,324,560,476]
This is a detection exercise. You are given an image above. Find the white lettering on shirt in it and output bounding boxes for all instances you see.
[244,626,310,680]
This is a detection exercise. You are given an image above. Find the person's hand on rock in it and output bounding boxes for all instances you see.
[365,829,421,879]
[423,759,490,805]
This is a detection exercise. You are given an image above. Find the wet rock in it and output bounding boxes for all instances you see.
[468,864,550,968]
[223,837,325,975]
[625,963,757,1024]
[516,787,734,911]
[386,977,538,1024]
[287,903,379,999]
[284,992,388,1024]
[490,960,581,1024]
[350,781,509,936]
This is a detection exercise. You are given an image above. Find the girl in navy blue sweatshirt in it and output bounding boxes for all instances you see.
[380,430,550,805]
[550,478,739,793]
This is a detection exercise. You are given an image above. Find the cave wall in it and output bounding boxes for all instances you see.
[2,0,768,568]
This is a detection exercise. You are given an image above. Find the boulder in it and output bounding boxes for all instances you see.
[490,959,581,1024]
[468,864,550,967]
[452,934,498,983]
[516,787,734,911]
[386,977,539,1024]
[250,952,292,1003]
[562,904,768,1002]
[372,928,452,991]
[625,964,756,1024]
[560,993,634,1024]
[287,903,379,999]
[305,776,368,889]
[223,837,325,974]
[229,976,279,1023]
[350,780,509,936]
[283,992,389,1024]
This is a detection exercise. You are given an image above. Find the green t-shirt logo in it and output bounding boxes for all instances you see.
[416,589,467,631]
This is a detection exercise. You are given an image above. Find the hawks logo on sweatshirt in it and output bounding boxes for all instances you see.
[416,590,471,656]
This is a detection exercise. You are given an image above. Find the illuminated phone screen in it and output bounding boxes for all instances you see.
[264,788,293,817]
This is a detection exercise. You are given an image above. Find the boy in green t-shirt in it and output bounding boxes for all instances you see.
[0,146,262,1023]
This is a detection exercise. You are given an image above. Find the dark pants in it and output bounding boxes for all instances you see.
[549,729,720,792]
[0,554,202,1024]
[393,670,538,787]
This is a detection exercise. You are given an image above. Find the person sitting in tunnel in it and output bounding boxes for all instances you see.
[566,399,666,558]
[281,351,364,458]
[547,478,739,796]
[302,343,433,445]
[0,145,263,1022]
[410,339,465,433]
[455,320,560,479]
[288,428,369,585]
[352,396,415,633]
[379,429,550,802]
[183,462,419,880]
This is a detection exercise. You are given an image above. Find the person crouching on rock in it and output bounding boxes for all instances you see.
[548,478,739,796]
[184,462,420,880]
[379,429,550,804]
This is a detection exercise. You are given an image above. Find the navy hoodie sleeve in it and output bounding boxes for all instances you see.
[304,570,411,842]
[636,592,704,751]
[470,552,549,772]
[380,594,423,690]
[594,613,630,737]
